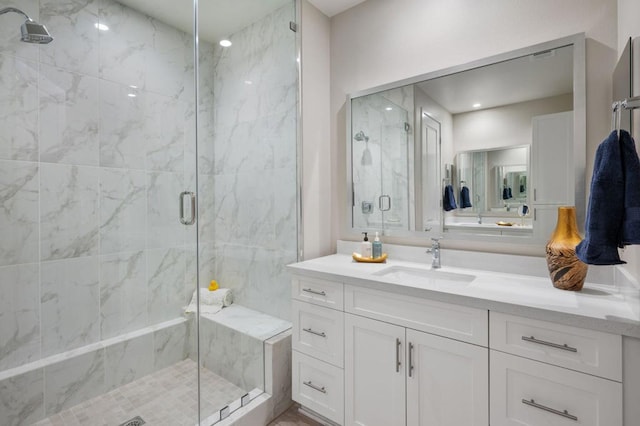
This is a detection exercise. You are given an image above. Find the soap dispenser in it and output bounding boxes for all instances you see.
[372,231,382,258]
[361,232,372,258]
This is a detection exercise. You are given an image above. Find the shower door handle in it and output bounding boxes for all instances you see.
[179,191,196,225]
[379,195,391,211]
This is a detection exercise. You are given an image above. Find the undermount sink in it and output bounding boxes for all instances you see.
[373,265,476,285]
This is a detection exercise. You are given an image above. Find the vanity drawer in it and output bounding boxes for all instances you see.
[292,300,344,367]
[490,312,622,381]
[344,285,488,346]
[292,276,344,310]
[490,350,622,426]
[292,350,344,425]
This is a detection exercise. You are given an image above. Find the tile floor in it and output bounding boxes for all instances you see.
[32,359,247,426]
[268,404,323,426]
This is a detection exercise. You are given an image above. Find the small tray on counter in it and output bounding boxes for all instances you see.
[352,252,388,263]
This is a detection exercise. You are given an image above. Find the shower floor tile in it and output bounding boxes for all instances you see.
[31,359,247,426]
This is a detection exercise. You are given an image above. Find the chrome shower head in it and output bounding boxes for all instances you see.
[354,131,369,142]
[1,7,53,44]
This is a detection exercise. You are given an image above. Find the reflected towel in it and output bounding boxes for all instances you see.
[621,130,640,244]
[460,186,472,208]
[443,184,457,211]
[576,131,625,265]
[184,288,234,314]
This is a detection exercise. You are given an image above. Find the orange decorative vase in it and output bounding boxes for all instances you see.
[545,206,588,291]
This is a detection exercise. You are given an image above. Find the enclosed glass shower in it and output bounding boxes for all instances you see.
[0,0,298,424]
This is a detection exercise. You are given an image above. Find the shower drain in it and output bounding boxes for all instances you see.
[119,416,146,426]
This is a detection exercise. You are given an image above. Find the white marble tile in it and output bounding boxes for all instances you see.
[98,79,146,169]
[100,168,146,254]
[213,119,274,176]
[39,63,99,166]
[43,349,105,415]
[213,171,274,247]
[98,0,153,88]
[0,160,39,266]
[39,0,100,77]
[0,263,40,370]
[273,168,298,254]
[207,305,291,341]
[197,174,216,244]
[0,0,39,63]
[0,54,39,161]
[104,332,153,390]
[144,92,186,172]
[0,368,44,426]
[40,164,100,260]
[146,172,185,249]
[153,320,188,370]
[147,247,187,324]
[145,18,193,100]
[265,330,292,417]
[100,251,147,339]
[40,257,100,357]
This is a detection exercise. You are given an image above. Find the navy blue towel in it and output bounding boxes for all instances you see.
[621,130,640,244]
[443,184,457,211]
[576,131,625,265]
[460,186,472,208]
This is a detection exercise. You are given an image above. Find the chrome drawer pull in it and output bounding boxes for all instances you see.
[396,338,402,372]
[521,335,578,352]
[303,327,326,338]
[303,380,326,394]
[302,288,326,296]
[522,398,578,421]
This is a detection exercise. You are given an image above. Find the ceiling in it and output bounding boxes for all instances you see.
[417,45,574,114]
[116,0,361,44]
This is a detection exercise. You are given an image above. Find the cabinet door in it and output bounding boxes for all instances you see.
[345,313,406,426]
[531,111,574,205]
[406,329,488,426]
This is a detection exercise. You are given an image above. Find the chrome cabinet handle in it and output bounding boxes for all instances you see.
[179,191,196,225]
[408,342,414,377]
[521,336,577,352]
[302,288,326,296]
[395,338,402,372]
[522,398,578,421]
[303,380,326,394]
[303,327,326,338]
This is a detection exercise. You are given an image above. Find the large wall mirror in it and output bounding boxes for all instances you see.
[347,34,585,244]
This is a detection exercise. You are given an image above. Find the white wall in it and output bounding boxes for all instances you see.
[327,0,617,255]
[301,0,332,260]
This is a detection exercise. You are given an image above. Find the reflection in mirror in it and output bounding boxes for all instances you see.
[348,35,584,243]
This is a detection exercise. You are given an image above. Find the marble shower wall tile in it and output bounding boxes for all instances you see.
[0,160,39,266]
[40,257,100,357]
[265,331,292,417]
[98,79,145,169]
[40,163,100,261]
[144,92,186,172]
[100,251,147,339]
[100,168,146,254]
[147,247,187,324]
[39,0,100,77]
[0,368,44,426]
[44,350,104,415]
[153,320,188,370]
[146,172,185,249]
[0,263,40,370]
[98,0,153,88]
[104,333,154,391]
[0,54,39,161]
[39,63,99,166]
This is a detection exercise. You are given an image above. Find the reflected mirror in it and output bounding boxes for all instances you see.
[347,34,585,243]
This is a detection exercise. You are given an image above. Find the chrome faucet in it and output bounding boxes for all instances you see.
[426,237,442,269]
[477,212,483,224]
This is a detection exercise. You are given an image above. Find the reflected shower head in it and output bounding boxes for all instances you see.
[1,7,53,44]
[354,131,369,142]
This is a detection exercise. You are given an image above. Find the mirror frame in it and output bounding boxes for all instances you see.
[345,33,585,245]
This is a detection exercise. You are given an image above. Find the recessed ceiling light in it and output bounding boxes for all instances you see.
[219,39,232,47]
[95,23,109,31]
[472,103,482,108]
[385,107,393,111]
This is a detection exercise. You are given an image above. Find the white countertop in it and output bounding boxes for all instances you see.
[287,252,640,339]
